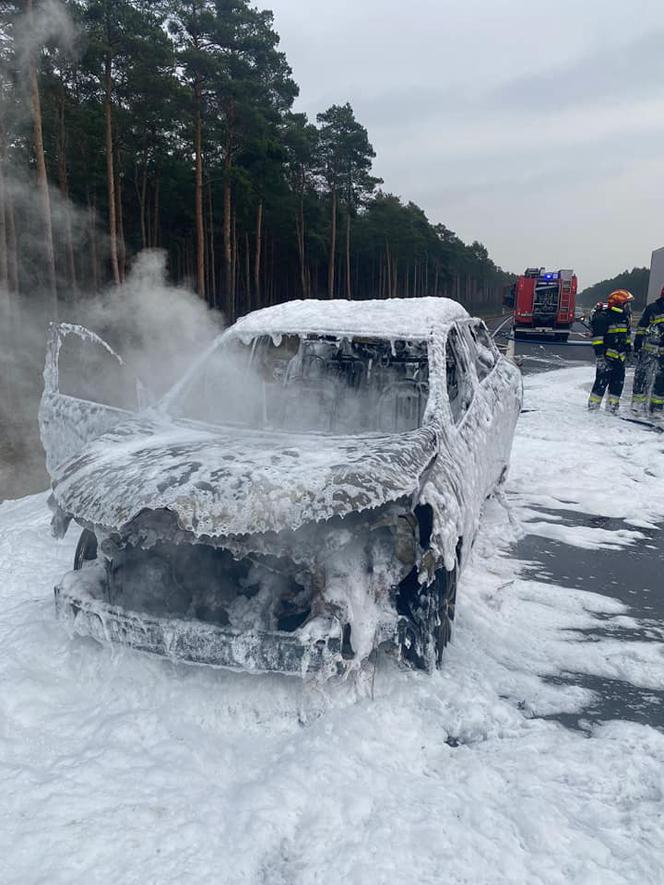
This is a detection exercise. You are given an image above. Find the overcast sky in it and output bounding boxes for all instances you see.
[267,0,664,287]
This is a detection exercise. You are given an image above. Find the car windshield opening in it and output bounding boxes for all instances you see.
[169,334,430,435]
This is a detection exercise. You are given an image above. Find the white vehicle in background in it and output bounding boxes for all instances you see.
[40,298,522,677]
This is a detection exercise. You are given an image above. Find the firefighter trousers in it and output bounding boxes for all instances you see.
[631,352,652,405]
[632,353,664,412]
[589,357,625,411]
[652,358,664,413]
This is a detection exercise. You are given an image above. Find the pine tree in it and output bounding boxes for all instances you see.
[316,103,381,298]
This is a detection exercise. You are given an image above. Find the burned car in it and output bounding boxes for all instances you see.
[40,298,522,677]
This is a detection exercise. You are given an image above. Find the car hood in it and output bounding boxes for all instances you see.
[51,414,439,537]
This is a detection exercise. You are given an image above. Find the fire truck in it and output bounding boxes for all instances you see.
[506,268,577,341]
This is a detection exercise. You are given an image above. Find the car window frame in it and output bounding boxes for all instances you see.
[465,319,499,384]
[445,322,476,426]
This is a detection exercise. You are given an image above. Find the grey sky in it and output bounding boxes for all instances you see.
[268,0,664,287]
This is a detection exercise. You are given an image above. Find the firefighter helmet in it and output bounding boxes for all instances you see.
[607,290,634,308]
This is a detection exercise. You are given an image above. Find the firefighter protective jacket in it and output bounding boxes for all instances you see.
[591,305,632,360]
[634,296,664,355]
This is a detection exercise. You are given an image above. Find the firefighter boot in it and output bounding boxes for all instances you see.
[631,394,647,414]
[607,395,621,414]
[588,393,603,411]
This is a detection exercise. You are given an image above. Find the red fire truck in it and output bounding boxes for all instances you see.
[506,268,577,341]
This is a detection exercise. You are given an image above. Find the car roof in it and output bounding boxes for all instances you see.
[228,297,471,342]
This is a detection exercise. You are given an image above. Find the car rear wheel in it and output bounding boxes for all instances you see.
[74,529,97,570]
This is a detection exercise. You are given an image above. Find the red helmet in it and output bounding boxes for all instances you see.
[607,289,634,309]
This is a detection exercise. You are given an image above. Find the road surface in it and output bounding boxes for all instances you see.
[499,317,664,732]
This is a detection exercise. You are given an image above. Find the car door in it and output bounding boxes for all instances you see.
[418,322,479,570]
[465,319,521,489]
[39,323,144,475]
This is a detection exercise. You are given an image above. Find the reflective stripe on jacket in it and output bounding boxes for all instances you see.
[590,305,631,358]
[634,297,664,353]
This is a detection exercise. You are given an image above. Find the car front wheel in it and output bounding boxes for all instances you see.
[396,563,456,671]
[74,529,98,570]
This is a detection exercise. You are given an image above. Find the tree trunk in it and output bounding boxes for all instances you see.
[385,240,392,298]
[345,211,351,299]
[269,231,275,305]
[354,248,359,297]
[55,94,77,296]
[296,190,307,298]
[115,157,126,282]
[27,0,57,308]
[230,207,237,321]
[103,51,121,286]
[223,141,233,314]
[244,231,251,311]
[254,199,262,304]
[223,178,232,315]
[152,175,160,248]
[207,180,215,307]
[6,182,17,294]
[146,179,152,248]
[193,82,205,298]
[327,187,336,298]
[88,191,98,293]
[137,163,147,248]
[0,143,8,291]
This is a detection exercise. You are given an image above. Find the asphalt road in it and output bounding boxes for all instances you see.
[491,315,596,376]
[495,317,664,732]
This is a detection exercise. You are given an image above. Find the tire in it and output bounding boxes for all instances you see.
[447,566,458,622]
[396,563,456,671]
[74,529,98,570]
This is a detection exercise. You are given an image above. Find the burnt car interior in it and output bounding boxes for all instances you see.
[77,511,321,636]
[100,526,318,635]
[77,499,430,665]
[172,334,430,435]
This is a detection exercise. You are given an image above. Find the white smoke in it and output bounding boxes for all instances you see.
[14,0,76,74]
[82,250,224,398]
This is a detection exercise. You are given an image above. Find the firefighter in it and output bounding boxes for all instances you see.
[631,285,664,416]
[588,289,634,413]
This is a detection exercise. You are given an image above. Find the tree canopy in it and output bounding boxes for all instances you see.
[579,268,650,310]
[0,0,513,320]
